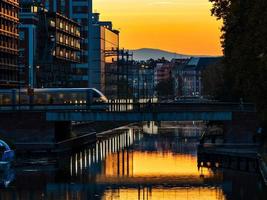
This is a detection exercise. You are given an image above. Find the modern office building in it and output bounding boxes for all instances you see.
[69,0,93,88]
[19,0,93,88]
[0,0,19,88]
[19,2,82,88]
[91,13,120,97]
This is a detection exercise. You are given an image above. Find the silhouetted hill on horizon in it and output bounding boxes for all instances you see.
[129,48,217,61]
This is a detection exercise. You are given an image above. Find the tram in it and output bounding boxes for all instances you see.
[0,88,108,108]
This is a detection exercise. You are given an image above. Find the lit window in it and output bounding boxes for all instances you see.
[31,6,38,13]
[50,20,55,27]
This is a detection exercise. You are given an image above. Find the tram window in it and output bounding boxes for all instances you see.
[92,91,101,98]
[2,94,12,104]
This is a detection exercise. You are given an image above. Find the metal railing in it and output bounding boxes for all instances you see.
[0,102,256,113]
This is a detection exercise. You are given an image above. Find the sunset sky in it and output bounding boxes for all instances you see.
[94,0,222,56]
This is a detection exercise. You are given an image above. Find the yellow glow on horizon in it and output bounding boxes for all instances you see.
[94,0,223,55]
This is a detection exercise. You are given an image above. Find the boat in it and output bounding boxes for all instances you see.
[0,140,15,187]
[0,140,15,171]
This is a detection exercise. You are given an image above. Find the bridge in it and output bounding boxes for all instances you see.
[0,101,258,152]
[0,102,256,122]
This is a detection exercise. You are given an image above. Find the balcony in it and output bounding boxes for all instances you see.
[2,0,19,8]
[0,45,19,54]
[0,62,17,69]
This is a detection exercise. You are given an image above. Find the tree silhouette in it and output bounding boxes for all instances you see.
[210,0,267,126]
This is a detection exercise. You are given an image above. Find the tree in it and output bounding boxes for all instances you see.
[210,0,267,125]
[155,78,174,98]
[202,61,225,99]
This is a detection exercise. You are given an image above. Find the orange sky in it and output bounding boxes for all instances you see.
[94,0,222,56]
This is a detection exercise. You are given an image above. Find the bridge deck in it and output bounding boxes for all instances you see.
[46,111,233,122]
[0,102,255,122]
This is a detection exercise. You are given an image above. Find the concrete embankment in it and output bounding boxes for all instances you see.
[0,111,130,154]
[72,121,129,137]
[259,138,267,185]
[198,143,267,185]
[259,156,267,185]
[198,143,260,172]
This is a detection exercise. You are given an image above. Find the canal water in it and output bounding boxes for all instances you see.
[1,122,267,200]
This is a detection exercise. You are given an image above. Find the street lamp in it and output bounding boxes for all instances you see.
[36,65,40,88]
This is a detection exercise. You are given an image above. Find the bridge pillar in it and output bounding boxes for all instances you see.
[0,112,72,151]
[55,121,72,142]
[0,112,56,144]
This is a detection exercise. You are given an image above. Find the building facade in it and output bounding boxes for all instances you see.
[19,2,82,88]
[171,58,191,97]
[130,61,154,100]
[20,0,93,88]
[69,0,93,87]
[172,57,222,97]
[0,0,19,88]
[91,13,120,97]
[154,60,172,86]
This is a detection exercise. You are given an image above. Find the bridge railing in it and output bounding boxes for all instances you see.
[0,102,256,113]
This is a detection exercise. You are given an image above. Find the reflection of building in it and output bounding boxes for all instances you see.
[19,3,82,88]
[91,13,119,95]
[103,187,226,200]
[0,0,19,88]
[69,129,137,176]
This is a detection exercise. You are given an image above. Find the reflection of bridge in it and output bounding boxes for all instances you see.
[0,102,255,122]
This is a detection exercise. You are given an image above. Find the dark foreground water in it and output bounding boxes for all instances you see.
[1,122,267,200]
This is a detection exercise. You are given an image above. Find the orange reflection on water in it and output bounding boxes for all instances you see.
[98,151,218,185]
[103,151,212,178]
[132,151,208,177]
[102,187,226,200]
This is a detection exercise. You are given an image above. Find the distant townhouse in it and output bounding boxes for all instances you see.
[154,59,172,86]
[171,58,190,97]
[172,57,222,97]
[130,61,155,100]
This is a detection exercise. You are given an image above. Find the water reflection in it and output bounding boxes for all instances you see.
[70,128,138,176]
[0,123,267,200]
[103,187,226,200]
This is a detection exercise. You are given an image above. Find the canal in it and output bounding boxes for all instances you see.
[1,122,267,200]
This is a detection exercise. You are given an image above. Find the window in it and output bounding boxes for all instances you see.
[19,32,25,40]
[50,20,55,27]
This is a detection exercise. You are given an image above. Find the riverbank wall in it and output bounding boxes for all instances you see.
[0,112,129,153]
